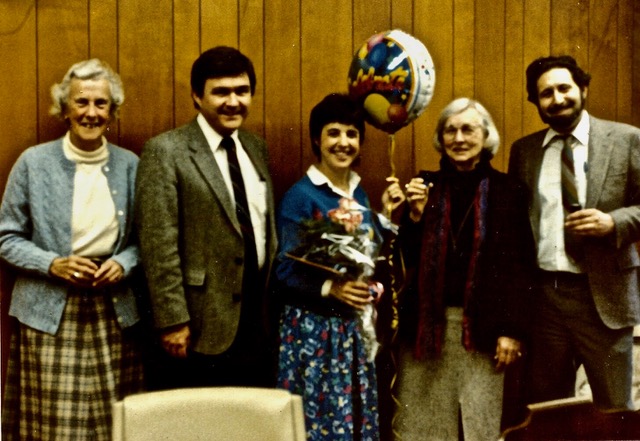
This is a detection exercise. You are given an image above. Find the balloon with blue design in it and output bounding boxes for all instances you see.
[348,30,436,134]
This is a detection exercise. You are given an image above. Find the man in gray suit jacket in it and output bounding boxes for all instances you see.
[509,55,640,411]
[135,47,278,388]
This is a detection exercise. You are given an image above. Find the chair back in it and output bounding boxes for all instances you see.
[501,396,640,441]
[112,387,306,441]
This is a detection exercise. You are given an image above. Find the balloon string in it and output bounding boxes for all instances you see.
[386,134,397,217]
[389,133,396,178]
[386,132,404,439]
[388,233,404,441]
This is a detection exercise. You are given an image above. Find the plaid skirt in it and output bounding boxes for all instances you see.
[2,288,144,441]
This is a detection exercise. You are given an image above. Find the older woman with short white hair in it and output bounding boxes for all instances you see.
[0,59,144,440]
[396,98,535,440]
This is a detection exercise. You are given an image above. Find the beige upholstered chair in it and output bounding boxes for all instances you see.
[112,387,306,441]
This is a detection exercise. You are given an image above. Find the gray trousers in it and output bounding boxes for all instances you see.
[396,308,503,441]
[529,271,634,410]
[576,325,640,410]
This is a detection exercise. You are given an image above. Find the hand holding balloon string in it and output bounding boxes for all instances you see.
[382,176,406,218]
[404,177,432,222]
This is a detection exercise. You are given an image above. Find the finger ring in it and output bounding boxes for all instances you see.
[73,271,80,278]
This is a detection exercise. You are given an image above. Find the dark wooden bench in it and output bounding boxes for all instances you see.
[501,396,640,441]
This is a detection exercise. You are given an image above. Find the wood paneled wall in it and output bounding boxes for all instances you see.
[1,0,639,381]
[1,0,639,205]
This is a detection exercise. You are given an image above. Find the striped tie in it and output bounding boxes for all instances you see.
[221,137,258,273]
[560,135,581,214]
[559,135,583,261]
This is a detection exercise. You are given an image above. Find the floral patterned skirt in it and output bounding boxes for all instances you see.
[277,305,379,441]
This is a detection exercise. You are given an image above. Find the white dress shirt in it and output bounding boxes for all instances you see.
[197,113,268,268]
[537,110,590,273]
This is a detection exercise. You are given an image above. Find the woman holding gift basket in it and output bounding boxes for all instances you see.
[275,93,405,441]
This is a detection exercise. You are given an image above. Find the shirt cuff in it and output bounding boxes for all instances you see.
[321,279,333,297]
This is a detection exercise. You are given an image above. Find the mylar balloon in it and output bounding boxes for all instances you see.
[348,30,435,134]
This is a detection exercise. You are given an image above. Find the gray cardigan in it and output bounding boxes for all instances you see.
[0,138,140,334]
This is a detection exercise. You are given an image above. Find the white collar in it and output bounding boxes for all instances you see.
[63,132,108,164]
[306,164,361,198]
[196,113,241,150]
[542,110,590,148]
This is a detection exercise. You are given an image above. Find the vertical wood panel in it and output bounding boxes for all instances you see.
[118,0,174,154]
[453,0,475,99]
[300,0,353,169]
[0,1,37,385]
[264,1,302,199]
[89,0,120,145]
[0,1,37,192]
[522,0,550,136]
[392,0,413,32]
[588,0,618,119]
[174,0,201,128]
[391,0,416,186]
[503,0,525,159]
[413,0,454,172]
[353,0,393,209]
[0,3,637,209]
[2,1,636,200]
[475,0,506,169]
[89,0,118,64]
[37,0,90,144]
[201,0,238,49]
[616,0,633,124]
[551,0,588,64]
[239,0,265,137]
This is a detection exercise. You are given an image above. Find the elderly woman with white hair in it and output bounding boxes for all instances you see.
[396,98,535,440]
[0,59,144,440]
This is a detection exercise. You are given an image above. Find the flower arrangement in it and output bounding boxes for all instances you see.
[287,197,380,280]
[286,197,384,361]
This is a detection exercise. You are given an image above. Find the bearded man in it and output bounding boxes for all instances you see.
[508,55,640,411]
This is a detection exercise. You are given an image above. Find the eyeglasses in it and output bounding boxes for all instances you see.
[442,124,483,140]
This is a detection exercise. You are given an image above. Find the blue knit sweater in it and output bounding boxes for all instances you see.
[0,137,140,334]
[276,171,382,315]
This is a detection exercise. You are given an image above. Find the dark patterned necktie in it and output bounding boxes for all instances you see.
[558,135,583,261]
[221,137,258,272]
[560,135,580,214]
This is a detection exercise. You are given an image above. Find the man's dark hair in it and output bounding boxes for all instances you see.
[309,93,366,159]
[525,55,591,104]
[190,46,256,102]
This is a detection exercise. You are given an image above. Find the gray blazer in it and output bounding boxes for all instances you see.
[135,119,277,355]
[0,138,141,334]
[509,115,640,329]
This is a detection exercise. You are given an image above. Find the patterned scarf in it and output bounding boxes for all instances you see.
[414,162,489,359]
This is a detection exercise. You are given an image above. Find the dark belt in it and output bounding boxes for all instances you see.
[539,269,588,288]
[70,256,112,295]
[87,256,110,265]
